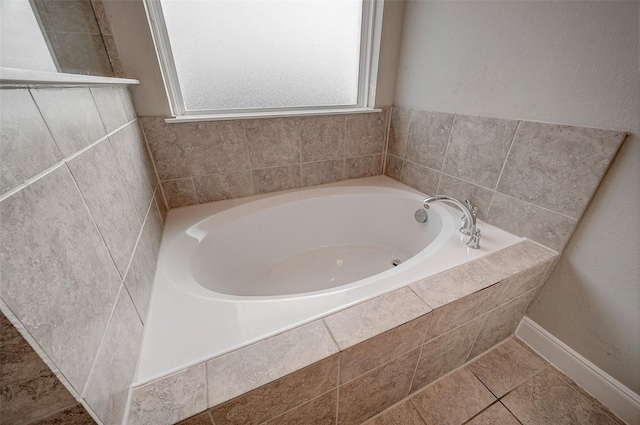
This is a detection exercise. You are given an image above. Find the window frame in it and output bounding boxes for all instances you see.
[144,0,383,121]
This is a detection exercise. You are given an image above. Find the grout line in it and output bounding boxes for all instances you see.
[335,355,341,425]
[321,319,342,351]
[138,118,169,212]
[493,120,521,191]
[436,113,457,194]
[381,107,392,175]
[207,409,216,425]
[0,119,137,202]
[487,120,521,217]
[407,342,426,396]
[25,401,86,425]
[81,283,125,398]
[243,121,256,196]
[498,399,526,425]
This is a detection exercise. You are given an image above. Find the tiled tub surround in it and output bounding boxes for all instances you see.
[0,85,165,424]
[385,107,627,252]
[140,110,389,208]
[128,239,558,425]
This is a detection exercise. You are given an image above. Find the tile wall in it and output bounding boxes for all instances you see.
[128,240,557,425]
[32,0,114,77]
[140,110,389,208]
[385,107,626,251]
[0,85,165,424]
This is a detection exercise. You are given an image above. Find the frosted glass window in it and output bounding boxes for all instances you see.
[0,0,57,72]
[160,0,363,112]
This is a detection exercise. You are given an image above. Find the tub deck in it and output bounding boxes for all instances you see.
[127,177,558,425]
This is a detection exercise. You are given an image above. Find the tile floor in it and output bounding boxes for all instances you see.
[363,337,625,425]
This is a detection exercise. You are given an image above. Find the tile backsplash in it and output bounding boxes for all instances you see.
[140,111,389,209]
[0,85,163,425]
[385,106,626,251]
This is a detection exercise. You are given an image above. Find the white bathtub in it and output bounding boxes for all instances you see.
[134,176,523,386]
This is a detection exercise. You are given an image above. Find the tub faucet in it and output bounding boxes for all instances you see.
[423,195,481,249]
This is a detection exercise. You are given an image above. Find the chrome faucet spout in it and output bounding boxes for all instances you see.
[423,195,481,248]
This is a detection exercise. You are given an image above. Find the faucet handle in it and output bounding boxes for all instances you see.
[466,228,481,249]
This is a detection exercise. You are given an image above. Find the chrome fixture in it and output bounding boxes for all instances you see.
[423,195,481,249]
[460,200,478,235]
[414,208,428,223]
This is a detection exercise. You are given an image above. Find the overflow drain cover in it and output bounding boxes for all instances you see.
[392,259,402,266]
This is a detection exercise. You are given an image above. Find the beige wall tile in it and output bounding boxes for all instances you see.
[162,178,198,209]
[299,115,345,162]
[387,106,411,158]
[246,118,300,168]
[83,289,144,425]
[425,285,501,341]
[324,287,431,350]
[108,122,157,220]
[140,117,191,181]
[405,110,454,170]
[0,166,120,391]
[206,321,338,407]
[128,364,207,425]
[410,261,497,310]
[340,314,431,383]
[497,121,625,218]
[144,192,165,257]
[0,89,62,194]
[211,354,338,425]
[443,115,518,189]
[263,389,337,425]
[31,87,106,157]
[468,288,541,359]
[338,348,420,425]
[185,121,250,175]
[401,161,440,195]
[384,154,403,181]
[91,86,130,133]
[411,368,496,425]
[193,172,254,203]
[67,139,141,277]
[301,159,345,186]
[345,154,383,179]
[412,317,484,391]
[345,111,388,156]
[252,165,302,194]
[123,234,157,322]
[437,173,493,220]
[486,193,577,251]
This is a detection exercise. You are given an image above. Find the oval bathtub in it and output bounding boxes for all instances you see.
[135,176,523,385]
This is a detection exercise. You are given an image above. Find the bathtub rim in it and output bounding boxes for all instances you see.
[134,176,528,388]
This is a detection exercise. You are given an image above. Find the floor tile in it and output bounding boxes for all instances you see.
[363,401,426,425]
[468,338,548,397]
[464,402,520,425]
[501,368,625,425]
[410,368,496,425]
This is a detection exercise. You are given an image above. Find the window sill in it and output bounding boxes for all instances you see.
[163,107,383,123]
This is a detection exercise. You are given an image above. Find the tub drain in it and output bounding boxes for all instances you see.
[392,259,403,267]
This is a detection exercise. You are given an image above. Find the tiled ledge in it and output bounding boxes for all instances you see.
[127,240,558,425]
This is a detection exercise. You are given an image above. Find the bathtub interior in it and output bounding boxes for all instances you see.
[189,192,444,296]
[135,176,524,386]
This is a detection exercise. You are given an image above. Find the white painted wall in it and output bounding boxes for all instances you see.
[394,1,639,394]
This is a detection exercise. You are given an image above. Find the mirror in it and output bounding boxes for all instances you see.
[0,0,115,77]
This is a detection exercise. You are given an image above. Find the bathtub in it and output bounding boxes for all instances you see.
[134,176,523,386]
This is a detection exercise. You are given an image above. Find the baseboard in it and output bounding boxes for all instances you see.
[516,317,640,425]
